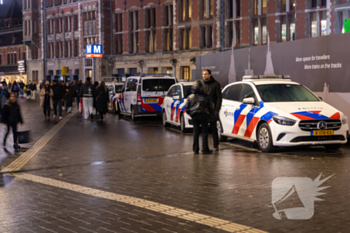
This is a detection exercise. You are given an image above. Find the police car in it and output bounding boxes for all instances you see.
[107,82,124,113]
[218,75,349,152]
[162,82,195,132]
[116,74,177,120]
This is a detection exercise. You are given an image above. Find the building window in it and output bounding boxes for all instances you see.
[14,53,17,64]
[254,0,259,15]
[311,0,317,8]
[164,28,173,51]
[129,11,139,54]
[0,55,2,65]
[74,39,79,57]
[254,19,259,45]
[202,0,214,19]
[181,0,192,22]
[290,0,295,11]
[23,52,26,60]
[180,28,191,50]
[181,66,191,80]
[200,25,213,49]
[145,8,156,53]
[74,15,78,31]
[116,13,123,32]
[164,5,173,26]
[84,11,97,36]
[310,11,327,37]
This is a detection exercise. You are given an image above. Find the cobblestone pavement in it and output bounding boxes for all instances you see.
[0,96,349,233]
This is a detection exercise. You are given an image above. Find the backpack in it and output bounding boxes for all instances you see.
[13,85,19,91]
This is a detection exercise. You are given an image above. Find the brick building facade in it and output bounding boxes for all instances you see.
[24,0,350,82]
[0,0,27,84]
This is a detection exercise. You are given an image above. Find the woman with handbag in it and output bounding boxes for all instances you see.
[95,81,109,121]
[2,93,23,149]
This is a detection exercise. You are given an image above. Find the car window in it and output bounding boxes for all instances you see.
[115,85,123,93]
[108,85,114,92]
[167,86,176,97]
[256,84,320,102]
[143,79,176,92]
[222,84,242,101]
[172,85,182,98]
[125,79,133,91]
[239,84,256,102]
[128,79,138,92]
[183,86,193,98]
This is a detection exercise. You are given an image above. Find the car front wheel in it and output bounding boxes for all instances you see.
[257,123,275,152]
[180,114,188,133]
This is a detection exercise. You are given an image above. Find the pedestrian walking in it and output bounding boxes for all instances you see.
[64,82,73,113]
[11,81,19,97]
[8,81,12,91]
[25,82,31,99]
[2,93,23,149]
[51,80,63,120]
[1,83,9,109]
[19,80,25,97]
[40,81,53,120]
[79,77,95,120]
[73,80,82,110]
[30,82,37,99]
[185,80,214,154]
[95,81,109,121]
[202,69,222,151]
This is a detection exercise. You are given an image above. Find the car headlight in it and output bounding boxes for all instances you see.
[342,115,348,125]
[273,116,296,126]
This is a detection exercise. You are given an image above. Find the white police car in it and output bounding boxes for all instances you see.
[162,82,195,132]
[218,75,349,152]
[107,82,124,113]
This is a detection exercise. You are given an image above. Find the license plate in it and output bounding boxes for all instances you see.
[312,130,334,136]
[144,98,158,103]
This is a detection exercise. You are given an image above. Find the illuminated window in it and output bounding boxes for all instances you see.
[262,18,267,44]
[282,0,286,12]
[181,66,191,80]
[290,0,295,11]
[320,11,327,36]
[262,0,266,14]
[254,19,259,45]
[311,12,317,37]
[210,0,214,17]
[281,16,287,42]
[254,0,259,15]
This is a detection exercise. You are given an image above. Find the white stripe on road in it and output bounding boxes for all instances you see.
[1,111,77,173]
[12,173,266,233]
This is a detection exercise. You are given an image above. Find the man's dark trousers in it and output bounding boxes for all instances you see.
[53,100,62,117]
[192,114,209,153]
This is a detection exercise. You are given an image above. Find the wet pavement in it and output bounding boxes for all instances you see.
[0,95,350,233]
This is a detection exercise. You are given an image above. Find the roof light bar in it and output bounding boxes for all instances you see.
[242,75,291,80]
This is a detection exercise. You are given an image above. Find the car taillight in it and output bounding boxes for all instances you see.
[137,93,141,103]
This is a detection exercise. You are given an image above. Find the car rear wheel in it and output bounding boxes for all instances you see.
[324,144,342,150]
[258,123,275,152]
[131,106,136,121]
[163,111,170,127]
[217,121,227,142]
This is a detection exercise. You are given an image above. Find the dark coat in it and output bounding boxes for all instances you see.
[185,81,214,117]
[79,81,95,98]
[202,76,222,121]
[95,85,109,113]
[2,101,23,125]
[30,83,37,91]
[65,85,74,107]
[73,83,82,98]
[52,84,63,101]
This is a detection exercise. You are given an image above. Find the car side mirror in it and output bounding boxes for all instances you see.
[173,95,180,100]
[242,97,255,105]
[319,96,323,100]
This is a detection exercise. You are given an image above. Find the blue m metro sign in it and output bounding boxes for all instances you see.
[86,44,103,58]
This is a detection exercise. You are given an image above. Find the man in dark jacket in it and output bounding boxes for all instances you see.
[79,77,95,120]
[202,69,222,151]
[185,80,214,154]
[2,93,23,149]
[30,82,37,99]
[52,80,63,120]
[74,80,83,110]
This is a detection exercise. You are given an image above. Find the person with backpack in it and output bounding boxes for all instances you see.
[2,93,23,149]
[95,81,109,121]
[11,81,20,97]
[19,80,25,97]
[79,77,95,120]
[185,80,214,154]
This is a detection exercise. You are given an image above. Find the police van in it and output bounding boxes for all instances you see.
[116,74,177,120]
[218,75,349,152]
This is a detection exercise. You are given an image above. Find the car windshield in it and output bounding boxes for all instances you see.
[256,84,319,102]
[142,79,175,92]
[183,86,193,98]
[115,85,123,93]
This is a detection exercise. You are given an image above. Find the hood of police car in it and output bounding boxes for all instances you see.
[265,101,341,120]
